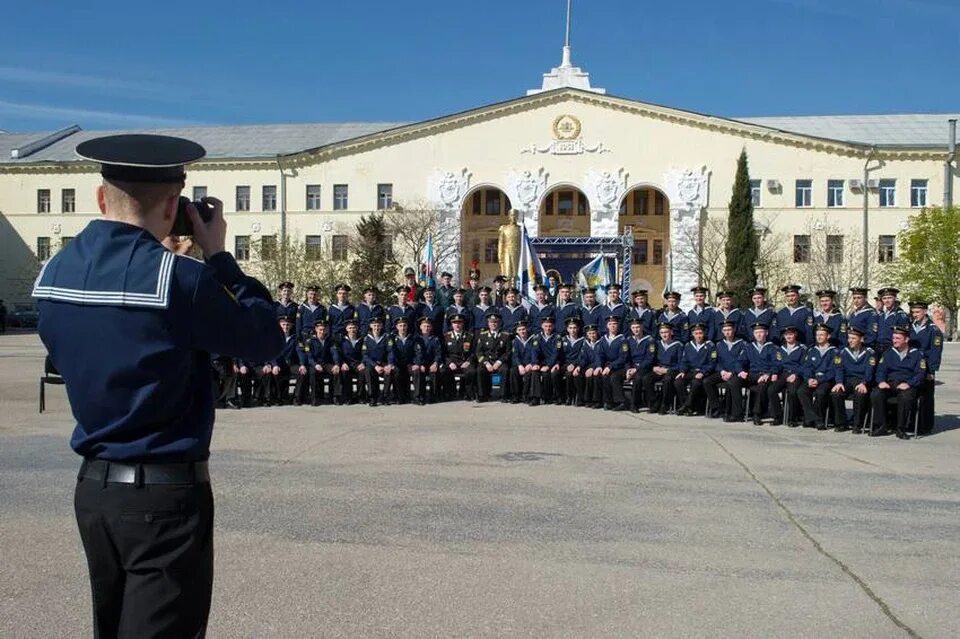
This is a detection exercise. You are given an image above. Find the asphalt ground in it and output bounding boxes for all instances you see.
[1,333,958,638]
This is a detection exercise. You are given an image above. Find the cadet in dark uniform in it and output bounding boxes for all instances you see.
[768,326,806,426]
[275,281,298,321]
[295,284,326,342]
[336,319,365,404]
[742,323,783,425]
[33,134,282,637]
[357,287,384,337]
[675,323,716,416]
[797,324,838,429]
[579,288,606,335]
[643,323,683,414]
[626,318,655,413]
[527,284,556,335]
[599,316,630,411]
[871,326,926,438]
[475,314,512,402]
[328,284,358,338]
[776,284,814,345]
[685,287,716,340]
[712,291,744,343]
[387,285,417,334]
[813,289,846,347]
[658,292,689,343]
[535,316,564,404]
[876,287,909,356]
[555,284,581,328]
[442,313,476,400]
[510,321,541,404]
[305,320,339,405]
[580,325,605,408]
[444,288,473,333]
[417,286,446,335]
[492,275,508,308]
[562,318,586,405]
[847,287,879,349]
[436,271,456,309]
[471,287,498,339]
[830,326,875,433]
[413,316,443,404]
[499,287,528,335]
[908,301,943,435]
[704,320,748,421]
[362,316,391,406]
[628,290,658,337]
[742,287,777,343]
[600,284,629,333]
[258,316,299,405]
[387,317,417,404]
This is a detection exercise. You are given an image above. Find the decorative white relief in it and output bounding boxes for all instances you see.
[50,223,61,235]
[664,166,711,306]
[587,168,626,212]
[320,221,333,232]
[251,222,261,233]
[663,166,709,210]
[521,139,609,156]
[428,168,471,211]
[506,168,547,219]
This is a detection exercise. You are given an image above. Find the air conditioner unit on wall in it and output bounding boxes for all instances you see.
[849,179,864,191]
[866,179,880,189]
[766,179,781,192]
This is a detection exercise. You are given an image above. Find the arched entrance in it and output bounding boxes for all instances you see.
[538,186,590,237]
[619,186,670,304]
[460,186,512,284]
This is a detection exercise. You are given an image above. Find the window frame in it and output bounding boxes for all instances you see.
[306,185,322,211]
[36,236,51,261]
[795,180,813,208]
[305,235,323,261]
[235,186,251,212]
[793,234,811,263]
[878,235,896,263]
[61,188,76,213]
[377,183,393,210]
[826,234,844,264]
[879,179,896,208]
[827,180,844,208]
[910,179,928,208]
[234,235,251,261]
[37,189,51,213]
[262,185,277,212]
[331,234,348,261]
[333,184,349,211]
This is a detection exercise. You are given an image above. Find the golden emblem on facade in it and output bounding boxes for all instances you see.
[552,114,581,140]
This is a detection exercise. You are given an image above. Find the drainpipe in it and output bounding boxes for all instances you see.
[276,155,287,279]
[862,147,880,286]
[945,119,957,210]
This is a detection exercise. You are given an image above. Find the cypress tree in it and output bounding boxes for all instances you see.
[723,149,759,304]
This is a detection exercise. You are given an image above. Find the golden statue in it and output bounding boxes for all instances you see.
[497,209,522,280]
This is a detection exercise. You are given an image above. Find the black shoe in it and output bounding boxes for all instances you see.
[896,430,910,440]
[816,423,828,431]
[788,421,800,428]
[869,427,889,437]
[591,403,603,409]
[834,423,849,432]
[752,416,763,426]
[610,405,625,412]
[851,426,862,434]
[708,410,722,419]
[225,400,241,410]
[771,419,783,426]
[677,407,691,416]
[529,399,541,406]
[803,421,815,428]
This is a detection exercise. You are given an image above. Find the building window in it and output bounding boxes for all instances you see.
[652,239,663,265]
[636,190,649,215]
[793,235,811,263]
[236,186,251,212]
[61,188,76,213]
[471,240,481,264]
[827,180,844,208]
[633,239,648,264]
[37,237,51,261]
[61,236,74,248]
[193,186,207,201]
[750,180,761,208]
[484,238,498,264]
[305,235,322,261]
[878,235,896,263]
[306,185,321,210]
[333,184,348,210]
[826,234,844,264]
[377,183,393,210]
[382,233,394,261]
[795,180,812,208]
[485,192,503,215]
[910,179,928,208]
[262,185,277,211]
[332,234,348,261]
[879,179,896,207]
[261,235,277,260]
[37,189,51,213]
[557,190,574,215]
[234,235,250,261]
[654,191,665,216]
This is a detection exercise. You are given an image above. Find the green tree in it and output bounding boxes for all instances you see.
[350,213,399,294]
[249,234,350,304]
[882,205,960,339]
[723,149,759,305]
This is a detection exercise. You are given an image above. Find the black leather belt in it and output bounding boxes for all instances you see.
[79,459,210,485]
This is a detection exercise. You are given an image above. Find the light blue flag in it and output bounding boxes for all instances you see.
[577,253,613,303]
[423,233,436,288]
[516,223,547,304]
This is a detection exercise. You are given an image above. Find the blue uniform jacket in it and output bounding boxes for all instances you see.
[847,306,879,347]
[776,306,814,345]
[742,307,778,343]
[910,320,943,373]
[386,303,417,334]
[813,310,846,347]
[712,308,746,342]
[685,306,716,339]
[271,334,300,369]
[512,335,539,366]
[414,334,443,366]
[778,344,807,377]
[33,220,282,462]
[743,341,782,375]
[338,336,364,366]
[555,302,580,328]
[417,303,446,335]
[357,302,384,336]
[361,334,390,366]
[305,335,337,367]
[579,304,606,333]
[499,304,528,334]
[387,334,417,367]
[600,303,629,334]
[328,303,358,337]
[562,336,585,368]
[877,307,909,346]
[876,347,926,387]
[657,310,689,343]
[801,345,838,384]
[537,332,564,367]
[628,335,656,371]
[716,339,748,374]
[444,304,473,333]
[655,340,684,368]
[527,303,557,334]
[471,304,499,334]
[599,334,629,370]
[295,303,326,340]
[275,300,298,322]
[579,340,605,369]
[628,306,658,337]
[680,341,717,375]
[836,347,876,385]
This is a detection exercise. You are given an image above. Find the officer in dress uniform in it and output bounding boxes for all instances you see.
[295,284,326,343]
[305,320,339,405]
[443,288,473,333]
[600,284,629,333]
[32,134,282,636]
[625,318,656,413]
[657,292,689,343]
[475,313,512,402]
[442,314,476,400]
[908,301,943,435]
[628,289,658,337]
[768,326,806,426]
[643,323,684,414]
[742,322,783,425]
[361,316,391,406]
[685,287,716,341]
[413,316,443,404]
[328,284,358,338]
[535,316,564,404]
[562,318,586,405]
[580,325,606,409]
[830,327,875,433]
[712,291,744,343]
[876,287,909,357]
[776,284,814,345]
[357,287,384,337]
[871,326,926,438]
[509,321,541,404]
[275,281,298,321]
[336,319,365,404]
[813,290,846,347]
[742,287,777,343]
[387,285,417,334]
[675,323,717,416]
[704,320,748,421]
[555,283,581,328]
[847,287,879,349]
[797,324,838,429]
[527,284,557,335]
[387,317,417,404]
[579,288,606,335]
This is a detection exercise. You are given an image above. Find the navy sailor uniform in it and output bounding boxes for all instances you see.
[797,344,838,427]
[675,340,717,413]
[831,346,876,432]
[871,346,926,435]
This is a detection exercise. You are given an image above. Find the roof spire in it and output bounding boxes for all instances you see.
[527,0,605,95]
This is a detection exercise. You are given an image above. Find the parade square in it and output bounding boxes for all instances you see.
[2,333,958,637]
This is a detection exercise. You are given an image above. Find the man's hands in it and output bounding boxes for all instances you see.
[186,197,226,257]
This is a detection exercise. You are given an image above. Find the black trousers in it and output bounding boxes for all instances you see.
[212,357,237,406]
[364,366,390,404]
[583,372,603,405]
[830,378,870,430]
[871,385,918,433]
[337,364,365,402]
[237,370,256,407]
[539,366,563,403]
[309,367,334,405]
[413,367,440,402]
[704,372,745,419]
[509,366,541,402]
[390,366,412,403]
[743,373,771,418]
[602,368,627,407]
[798,380,832,425]
[768,377,802,423]
[75,477,214,638]
[563,368,584,404]
[675,374,708,413]
[643,369,678,412]
[476,364,505,401]
[442,363,476,399]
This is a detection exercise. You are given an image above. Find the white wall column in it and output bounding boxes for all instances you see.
[664,166,709,308]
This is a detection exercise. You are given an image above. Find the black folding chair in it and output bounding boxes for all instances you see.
[39,356,65,413]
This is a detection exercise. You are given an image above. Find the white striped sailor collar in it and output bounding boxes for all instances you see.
[752,341,773,352]
[748,306,772,316]
[632,334,652,344]
[301,302,321,311]
[814,309,838,319]
[604,333,624,344]
[689,305,712,314]
[782,305,805,315]
[332,303,352,311]
[688,341,708,351]
[843,347,868,360]
[781,343,803,355]
[891,347,914,360]
[515,335,532,345]
[606,302,624,310]
[581,303,600,311]
[719,308,738,318]
[661,310,681,320]
[534,302,551,310]
[723,339,743,347]
[278,300,295,307]
[633,306,651,316]
[659,339,680,349]
[912,321,928,332]
[367,334,386,344]
[565,336,583,345]
[851,305,874,315]
[814,344,834,355]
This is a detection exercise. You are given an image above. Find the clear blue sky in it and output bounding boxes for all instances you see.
[1,0,957,132]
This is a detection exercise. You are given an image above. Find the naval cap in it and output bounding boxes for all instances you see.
[76,134,205,184]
